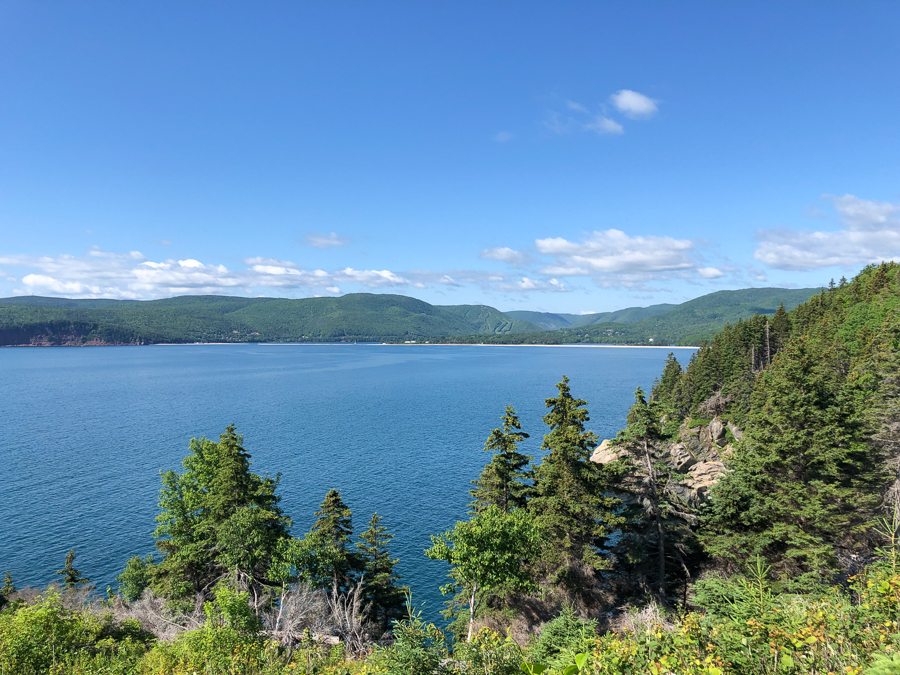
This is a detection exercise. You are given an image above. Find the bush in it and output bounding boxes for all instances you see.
[526,606,597,669]
[382,595,448,675]
[452,627,523,675]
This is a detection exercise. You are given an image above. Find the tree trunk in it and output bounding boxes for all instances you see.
[643,438,666,598]
[656,510,666,597]
[467,582,478,642]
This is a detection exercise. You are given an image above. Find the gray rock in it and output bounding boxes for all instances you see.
[727,422,743,441]
[682,461,726,504]
[709,418,726,444]
[669,443,697,472]
[590,439,626,464]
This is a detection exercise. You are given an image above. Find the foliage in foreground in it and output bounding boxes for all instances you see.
[5,560,900,674]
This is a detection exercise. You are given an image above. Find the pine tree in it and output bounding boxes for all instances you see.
[469,405,533,513]
[770,302,791,354]
[305,489,359,593]
[153,425,292,600]
[528,377,623,589]
[0,571,14,608]
[701,339,884,590]
[1,571,14,596]
[56,550,90,590]
[356,512,406,630]
[650,353,684,415]
[613,388,697,599]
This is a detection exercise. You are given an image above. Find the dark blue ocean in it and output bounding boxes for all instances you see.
[0,343,695,622]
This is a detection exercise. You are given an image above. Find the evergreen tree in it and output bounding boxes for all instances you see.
[0,571,14,609]
[613,388,697,599]
[469,405,533,513]
[528,377,623,589]
[305,489,359,593]
[770,303,791,354]
[701,339,884,590]
[56,550,89,590]
[356,512,406,630]
[153,425,292,600]
[117,555,154,603]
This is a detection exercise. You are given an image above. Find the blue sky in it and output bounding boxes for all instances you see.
[1,2,898,313]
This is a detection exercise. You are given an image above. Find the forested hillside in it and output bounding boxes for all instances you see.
[0,293,541,345]
[0,286,818,346]
[3,263,900,675]
[506,303,675,330]
[438,286,820,346]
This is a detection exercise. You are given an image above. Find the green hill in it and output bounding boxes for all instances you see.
[506,304,676,330]
[0,287,821,346]
[435,287,822,346]
[0,293,542,345]
[503,310,574,331]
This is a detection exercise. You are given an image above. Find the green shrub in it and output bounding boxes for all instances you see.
[382,595,448,675]
[527,606,596,669]
[452,627,523,675]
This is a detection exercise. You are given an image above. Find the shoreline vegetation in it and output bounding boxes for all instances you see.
[3,263,900,674]
[0,286,817,348]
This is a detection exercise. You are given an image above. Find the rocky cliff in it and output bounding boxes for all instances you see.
[591,417,743,505]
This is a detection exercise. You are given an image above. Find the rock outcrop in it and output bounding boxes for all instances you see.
[591,418,741,506]
[590,439,627,464]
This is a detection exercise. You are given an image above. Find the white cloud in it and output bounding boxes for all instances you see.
[566,100,588,113]
[479,246,530,265]
[0,249,416,298]
[336,268,411,287]
[755,194,900,270]
[495,277,567,293]
[533,228,717,288]
[609,89,659,118]
[304,232,352,248]
[21,274,101,296]
[584,116,624,135]
[493,131,514,142]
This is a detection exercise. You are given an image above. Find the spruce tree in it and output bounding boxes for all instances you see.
[701,339,883,590]
[153,425,291,600]
[305,489,359,593]
[0,571,14,608]
[469,405,533,513]
[528,377,623,589]
[356,512,406,630]
[56,550,89,590]
[613,388,696,599]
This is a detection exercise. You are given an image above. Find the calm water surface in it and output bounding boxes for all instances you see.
[0,343,695,621]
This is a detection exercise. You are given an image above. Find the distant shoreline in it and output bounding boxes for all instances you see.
[4,341,699,349]
[263,342,700,349]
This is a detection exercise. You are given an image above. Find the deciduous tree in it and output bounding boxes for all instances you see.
[426,506,542,642]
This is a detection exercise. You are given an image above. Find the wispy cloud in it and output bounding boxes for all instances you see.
[545,89,659,138]
[609,89,659,118]
[754,194,900,270]
[303,232,352,248]
[584,116,623,135]
[0,249,580,300]
[532,229,721,288]
[493,131,515,143]
[479,246,530,266]
[0,250,420,299]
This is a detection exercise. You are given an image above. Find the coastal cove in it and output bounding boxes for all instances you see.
[0,343,692,622]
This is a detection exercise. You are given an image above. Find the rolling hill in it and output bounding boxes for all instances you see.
[0,293,542,345]
[0,286,822,346]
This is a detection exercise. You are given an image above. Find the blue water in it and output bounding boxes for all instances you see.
[0,343,694,622]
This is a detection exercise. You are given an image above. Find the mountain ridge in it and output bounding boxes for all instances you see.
[0,287,821,346]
